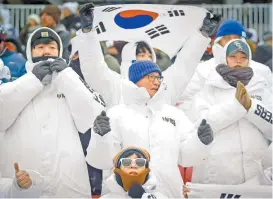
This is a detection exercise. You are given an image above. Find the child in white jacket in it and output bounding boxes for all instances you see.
[100,147,166,199]
[1,163,43,198]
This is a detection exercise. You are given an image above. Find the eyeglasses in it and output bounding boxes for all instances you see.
[119,158,147,168]
[146,75,164,82]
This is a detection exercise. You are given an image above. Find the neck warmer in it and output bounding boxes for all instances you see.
[114,168,150,191]
[216,64,254,87]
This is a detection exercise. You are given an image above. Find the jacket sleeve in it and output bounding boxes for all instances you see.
[163,31,210,104]
[244,89,272,141]
[54,67,106,133]
[0,73,43,132]
[177,112,212,167]
[86,107,122,170]
[77,31,122,108]
[194,90,247,133]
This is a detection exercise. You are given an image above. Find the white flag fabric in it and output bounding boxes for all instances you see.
[186,182,272,198]
[92,4,209,58]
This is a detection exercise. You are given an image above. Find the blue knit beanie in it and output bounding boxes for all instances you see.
[216,20,246,39]
[129,60,162,84]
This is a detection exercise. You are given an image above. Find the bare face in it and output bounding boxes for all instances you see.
[31,41,59,58]
[136,72,161,97]
[219,35,241,47]
[62,8,71,18]
[0,41,5,54]
[40,13,56,27]
[120,154,145,176]
[226,51,249,68]
[28,19,38,27]
[136,49,152,61]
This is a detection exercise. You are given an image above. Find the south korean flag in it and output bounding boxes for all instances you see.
[92,4,209,58]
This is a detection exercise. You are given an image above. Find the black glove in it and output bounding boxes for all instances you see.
[32,61,52,82]
[50,58,68,73]
[200,13,222,37]
[79,3,95,31]
[93,111,111,136]
[128,184,146,198]
[197,119,214,145]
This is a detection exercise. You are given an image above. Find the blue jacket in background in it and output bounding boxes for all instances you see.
[1,49,26,79]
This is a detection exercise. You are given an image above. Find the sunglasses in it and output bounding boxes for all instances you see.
[119,158,147,168]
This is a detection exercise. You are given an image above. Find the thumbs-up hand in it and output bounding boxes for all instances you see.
[197,119,214,145]
[93,111,111,136]
[235,81,252,111]
[14,162,32,189]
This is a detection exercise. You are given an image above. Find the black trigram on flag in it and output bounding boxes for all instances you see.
[168,10,185,17]
[220,193,241,199]
[95,22,106,34]
[145,24,170,39]
[102,7,121,12]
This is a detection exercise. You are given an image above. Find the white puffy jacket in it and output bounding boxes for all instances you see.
[177,39,272,115]
[76,30,210,109]
[86,78,212,198]
[100,172,166,199]
[188,67,271,185]
[0,171,43,198]
[0,27,105,197]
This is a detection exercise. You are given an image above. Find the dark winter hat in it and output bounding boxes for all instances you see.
[40,5,61,23]
[226,40,250,58]
[31,27,60,51]
[129,60,162,84]
[216,20,246,39]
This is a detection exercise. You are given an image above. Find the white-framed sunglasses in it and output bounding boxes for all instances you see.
[119,158,147,168]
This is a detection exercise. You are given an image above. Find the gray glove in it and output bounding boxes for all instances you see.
[32,61,52,83]
[197,119,214,145]
[200,13,222,37]
[50,58,68,73]
[93,111,111,136]
[79,3,95,31]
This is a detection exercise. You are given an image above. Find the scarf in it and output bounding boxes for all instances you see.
[216,64,254,87]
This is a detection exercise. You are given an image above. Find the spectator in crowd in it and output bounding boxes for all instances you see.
[188,39,271,185]
[0,27,105,197]
[100,147,166,199]
[0,58,11,84]
[76,3,220,109]
[0,25,26,80]
[87,65,214,197]
[253,31,272,71]
[60,2,81,37]
[101,41,121,74]
[19,14,41,47]
[177,20,272,117]
[1,163,43,198]
[106,40,127,65]
[40,5,71,61]
[0,8,18,39]
[246,28,258,54]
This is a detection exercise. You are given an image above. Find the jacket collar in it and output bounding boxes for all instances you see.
[206,66,267,91]
[105,172,158,195]
[121,79,166,110]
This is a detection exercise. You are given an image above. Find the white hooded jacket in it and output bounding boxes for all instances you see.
[188,65,271,185]
[177,38,272,115]
[86,76,212,198]
[100,173,166,199]
[0,27,105,197]
[76,30,210,109]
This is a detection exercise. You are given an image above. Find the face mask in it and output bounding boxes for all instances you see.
[32,56,59,63]
[114,168,150,191]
